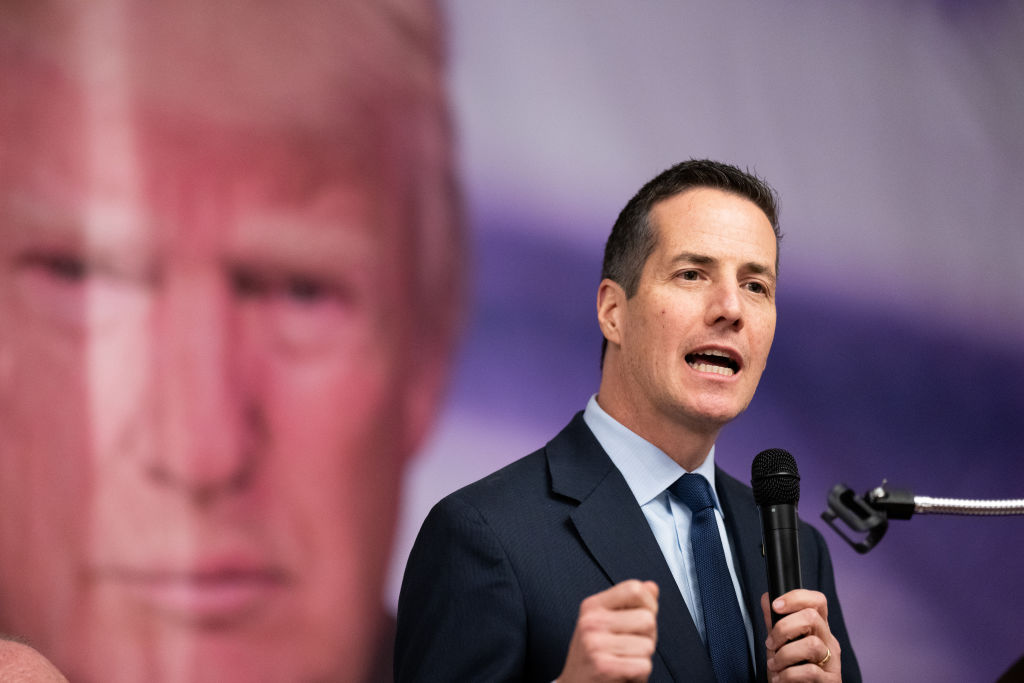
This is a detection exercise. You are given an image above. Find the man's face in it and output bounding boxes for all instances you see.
[0,12,442,682]
[612,188,778,435]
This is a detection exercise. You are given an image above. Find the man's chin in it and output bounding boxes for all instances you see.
[675,398,752,433]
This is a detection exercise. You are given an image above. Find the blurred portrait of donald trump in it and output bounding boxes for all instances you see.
[0,1,461,681]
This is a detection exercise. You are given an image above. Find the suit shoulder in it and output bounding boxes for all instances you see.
[431,446,552,519]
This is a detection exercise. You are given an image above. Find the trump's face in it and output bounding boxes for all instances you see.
[0,2,454,681]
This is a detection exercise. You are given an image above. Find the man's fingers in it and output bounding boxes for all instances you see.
[767,607,820,647]
[580,630,658,659]
[766,633,829,672]
[588,650,654,682]
[763,589,830,649]
[766,606,834,655]
[584,579,659,613]
[559,580,660,683]
[577,605,657,638]
[577,581,658,640]
[768,589,829,621]
[762,589,842,681]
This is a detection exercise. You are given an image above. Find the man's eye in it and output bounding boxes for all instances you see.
[230,267,356,355]
[26,252,89,283]
[678,270,699,281]
[284,276,328,302]
[13,249,152,331]
[745,281,768,295]
[232,270,267,297]
[231,269,334,304]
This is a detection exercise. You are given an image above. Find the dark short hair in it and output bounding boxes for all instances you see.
[600,159,782,363]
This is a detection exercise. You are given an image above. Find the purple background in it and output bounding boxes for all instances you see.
[391,2,1024,681]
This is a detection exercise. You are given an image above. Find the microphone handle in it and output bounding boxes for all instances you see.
[760,503,803,624]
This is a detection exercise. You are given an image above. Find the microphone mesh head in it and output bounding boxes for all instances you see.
[751,448,800,506]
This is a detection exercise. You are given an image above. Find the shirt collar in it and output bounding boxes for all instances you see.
[582,395,722,513]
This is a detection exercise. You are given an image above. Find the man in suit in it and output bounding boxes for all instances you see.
[396,160,860,682]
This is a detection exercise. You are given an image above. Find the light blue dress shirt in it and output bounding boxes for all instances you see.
[582,395,757,668]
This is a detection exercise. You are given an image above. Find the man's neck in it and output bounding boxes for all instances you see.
[594,391,721,472]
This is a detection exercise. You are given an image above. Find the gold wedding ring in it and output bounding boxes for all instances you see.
[817,647,831,668]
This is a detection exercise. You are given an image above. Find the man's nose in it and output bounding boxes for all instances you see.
[704,280,743,329]
[147,269,257,503]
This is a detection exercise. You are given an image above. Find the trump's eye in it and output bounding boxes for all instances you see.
[231,269,267,297]
[284,275,330,303]
[14,248,149,331]
[231,266,357,355]
[231,269,344,306]
[26,252,89,283]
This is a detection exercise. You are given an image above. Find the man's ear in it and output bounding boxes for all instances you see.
[596,278,627,347]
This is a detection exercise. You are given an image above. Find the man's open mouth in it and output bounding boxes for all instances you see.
[685,349,740,376]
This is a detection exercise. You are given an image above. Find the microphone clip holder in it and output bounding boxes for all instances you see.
[820,482,910,553]
[821,481,1024,554]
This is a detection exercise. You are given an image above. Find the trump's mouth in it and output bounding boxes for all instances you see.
[685,348,740,376]
[98,564,291,626]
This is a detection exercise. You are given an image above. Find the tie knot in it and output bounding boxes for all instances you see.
[669,473,716,513]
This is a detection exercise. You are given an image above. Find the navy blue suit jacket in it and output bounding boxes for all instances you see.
[395,413,860,682]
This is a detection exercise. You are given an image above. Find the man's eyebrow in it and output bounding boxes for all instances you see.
[669,252,777,282]
[2,195,155,260]
[225,216,376,275]
[668,252,716,266]
[745,261,777,283]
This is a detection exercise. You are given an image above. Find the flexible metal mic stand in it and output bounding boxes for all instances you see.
[821,481,1024,553]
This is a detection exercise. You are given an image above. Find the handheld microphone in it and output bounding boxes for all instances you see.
[751,448,802,624]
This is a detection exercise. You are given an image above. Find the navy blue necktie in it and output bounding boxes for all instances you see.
[670,473,753,683]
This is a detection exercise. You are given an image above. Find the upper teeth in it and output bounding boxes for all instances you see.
[688,349,736,376]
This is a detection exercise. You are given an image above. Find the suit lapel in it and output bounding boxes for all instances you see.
[547,414,717,682]
[717,467,771,681]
